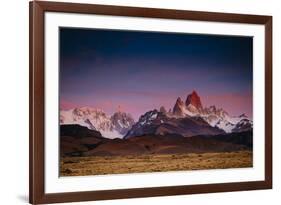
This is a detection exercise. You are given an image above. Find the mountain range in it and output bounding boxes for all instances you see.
[170,91,252,133]
[60,90,252,139]
[60,107,135,139]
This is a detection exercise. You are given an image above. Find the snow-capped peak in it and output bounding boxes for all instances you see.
[138,109,158,126]
[60,107,135,139]
[111,111,135,135]
[170,91,252,133]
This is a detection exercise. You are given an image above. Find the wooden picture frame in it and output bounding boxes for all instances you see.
[29,1,272,204]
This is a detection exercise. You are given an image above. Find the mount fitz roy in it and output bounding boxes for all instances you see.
[171,91,252,133]
[60,91,252,139]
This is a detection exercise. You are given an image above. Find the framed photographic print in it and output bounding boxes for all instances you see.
[29,1,272,204]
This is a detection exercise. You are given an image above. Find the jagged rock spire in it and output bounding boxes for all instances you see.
[185,90,203,110]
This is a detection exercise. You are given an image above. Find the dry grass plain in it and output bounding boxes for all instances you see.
[60,151,253,176]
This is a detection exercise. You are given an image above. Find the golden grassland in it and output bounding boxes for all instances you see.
[60,151,253,176]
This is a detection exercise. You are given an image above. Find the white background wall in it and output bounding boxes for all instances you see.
[0,0,279,204]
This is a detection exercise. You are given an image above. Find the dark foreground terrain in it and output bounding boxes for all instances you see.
[60,124,253,176]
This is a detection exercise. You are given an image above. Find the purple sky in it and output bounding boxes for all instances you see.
[59,28,253,120]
